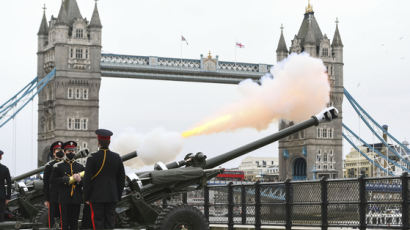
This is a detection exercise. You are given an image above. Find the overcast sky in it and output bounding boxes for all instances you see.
[0,0,409,175]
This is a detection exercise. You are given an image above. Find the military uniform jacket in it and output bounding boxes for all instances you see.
[43,160,60,202]
[51,160,85,204]
[83,149,125,203]
[0,164,11,200]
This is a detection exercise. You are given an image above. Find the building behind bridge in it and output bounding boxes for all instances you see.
[238,156,279,181]
[344,140,410,178]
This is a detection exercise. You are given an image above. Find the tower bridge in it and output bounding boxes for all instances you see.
[33,0,347,180]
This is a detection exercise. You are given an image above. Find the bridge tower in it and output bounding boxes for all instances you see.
[277,2,344,180]
[37,0,102,165]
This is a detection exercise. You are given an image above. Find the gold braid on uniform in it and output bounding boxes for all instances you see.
[66,160,76,197]
[91,149,107,180]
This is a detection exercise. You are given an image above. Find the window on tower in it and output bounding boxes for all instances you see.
[82,142,88,149]
[68,88,73,99]
[83,88,89,100]
[75,88,81,99]
[75,49,83,59]
[81,118,88,130]
[67,118,73,130]
[76,29,83,38]
[85,49,89,59]
[322,128,327,138]
[74,118,81,130]
[322,48,328,57]
[70,48,74,59]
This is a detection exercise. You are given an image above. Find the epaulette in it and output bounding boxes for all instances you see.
[89,151,99,157]
[53,160,64,168]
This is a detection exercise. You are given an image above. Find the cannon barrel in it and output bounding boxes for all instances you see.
[204,107,338,169]
[165,160,186,169]
[121,151,138,161]
[11,149,90,183]
[74,149,90,160]
[68,151,138,184]
[11,166,46,183]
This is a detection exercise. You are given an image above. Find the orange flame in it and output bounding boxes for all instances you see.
[182,114,232,138]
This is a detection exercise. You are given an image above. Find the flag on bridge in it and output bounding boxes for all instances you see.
[181,35,188,45]
[235,42,245,48]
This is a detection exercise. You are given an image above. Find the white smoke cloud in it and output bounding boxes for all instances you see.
[111,128,183,169]
[112,53,330,166]
[186,53,330,135]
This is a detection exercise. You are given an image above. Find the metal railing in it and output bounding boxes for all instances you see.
[166,173,410,230]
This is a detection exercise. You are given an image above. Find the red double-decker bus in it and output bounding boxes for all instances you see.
[216,170,245,181]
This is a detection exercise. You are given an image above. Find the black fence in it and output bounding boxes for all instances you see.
[165,173,409,230]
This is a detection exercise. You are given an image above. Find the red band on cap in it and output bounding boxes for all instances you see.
[97,135,111,141]
[64,145,76,149]
[53,145,62,150]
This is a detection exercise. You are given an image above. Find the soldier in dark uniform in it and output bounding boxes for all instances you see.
[0,150,11,222]
[51,141,84,230]
[43,141,64,228]
[84,129,125,229]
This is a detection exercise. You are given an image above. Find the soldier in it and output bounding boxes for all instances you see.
[43,141,64,228]
[51,141,84,230]
[0,150,11,222]
[84,129,125,229]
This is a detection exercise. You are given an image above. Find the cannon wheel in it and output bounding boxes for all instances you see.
[154,205,209,230]
[33,206,49,227]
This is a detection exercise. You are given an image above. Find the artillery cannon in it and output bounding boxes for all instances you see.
[112,107,338,229]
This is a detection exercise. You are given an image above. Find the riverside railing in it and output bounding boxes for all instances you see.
[165,173,409,230]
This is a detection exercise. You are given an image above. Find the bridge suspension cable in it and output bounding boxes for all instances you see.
[342,88,410,175]
[344,88,410,160]
[0,69,56,128]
